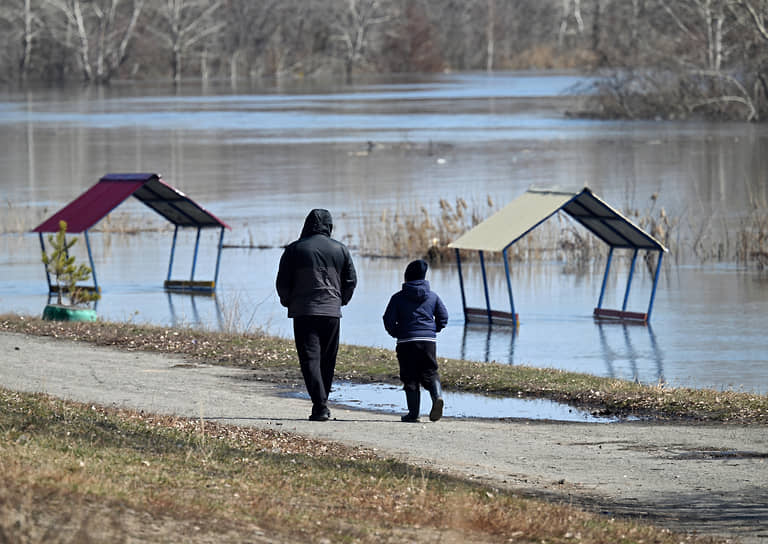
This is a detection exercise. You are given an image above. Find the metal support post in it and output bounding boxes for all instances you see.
[38,232,52,292]
[455,249,468,319]
[84,230,98,292]
[622,249,638,311]
[597,247,614,309]
[646,251,664,321]
[502,247,516,326]
[167,225,179,282]
[213,226,225,290]
[479,250,492,324]
[190,227,201,281]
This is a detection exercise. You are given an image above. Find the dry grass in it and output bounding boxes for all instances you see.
[11,194,768,269]
[2,314,767,424]
[737,208,768,269]
[0,388,724,544]
[360,195,572,264]
[359,196,493,262]
[0,202,47,234]
[360,194,677,272]
[0,200,170,235]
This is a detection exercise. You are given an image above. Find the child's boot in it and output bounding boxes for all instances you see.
[428,378,444,422]
[401,387,420,422]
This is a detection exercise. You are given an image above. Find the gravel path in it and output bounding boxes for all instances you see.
[2,331,766,543]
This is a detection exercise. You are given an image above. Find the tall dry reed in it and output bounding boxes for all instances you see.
[736,209,768,269]
[359,196,497,263]
[360,193,675,269]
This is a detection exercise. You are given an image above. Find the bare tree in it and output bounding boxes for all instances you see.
[218,0,279,83]
[559,0,584,46]
[333,0,394,82]
[145,0,224,83]
[734,0,768,40]
[378,0,443,73]
[0,0,45,80]
[729,0,768,116]
[486,0,495,71]
[656,0,732,71]
[46,0,144,83]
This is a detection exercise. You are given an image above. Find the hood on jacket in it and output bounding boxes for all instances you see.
[300,209,333,238]
[404,259,428,281]
[402,279,429,302]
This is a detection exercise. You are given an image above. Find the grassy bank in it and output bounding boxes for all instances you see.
[0,388,723,543]
[2,314,767,423]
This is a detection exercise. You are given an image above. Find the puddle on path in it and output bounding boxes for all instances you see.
[287,381,628,423]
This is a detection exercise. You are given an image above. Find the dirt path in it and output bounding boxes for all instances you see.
[2,331,766,543]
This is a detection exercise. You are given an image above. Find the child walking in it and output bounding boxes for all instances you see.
[383,259,449,422]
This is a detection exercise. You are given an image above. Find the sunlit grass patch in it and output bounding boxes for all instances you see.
[0,388,724,543]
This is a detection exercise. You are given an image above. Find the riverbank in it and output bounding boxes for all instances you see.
[1,315,766,423]
[2,329,766,542]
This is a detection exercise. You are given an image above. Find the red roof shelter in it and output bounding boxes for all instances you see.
[33,173,231,294]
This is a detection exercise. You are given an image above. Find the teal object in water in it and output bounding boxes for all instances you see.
[42,304,97,322]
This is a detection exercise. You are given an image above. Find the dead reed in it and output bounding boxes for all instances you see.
[1,201,47,234]
[0,200,171,235]
[359,196,491,262]
[360,194,677,271]
[737,208,768,269]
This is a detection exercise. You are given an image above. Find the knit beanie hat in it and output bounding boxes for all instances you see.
[404,259,428,281]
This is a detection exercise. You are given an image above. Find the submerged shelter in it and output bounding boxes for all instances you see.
[448,186,667,326]
[33,173,231,295]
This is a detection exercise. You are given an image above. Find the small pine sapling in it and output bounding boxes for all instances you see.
[41,220,100,306]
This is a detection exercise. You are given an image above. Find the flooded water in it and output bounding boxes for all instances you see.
[287,381,627,423]
[1,72,766,395]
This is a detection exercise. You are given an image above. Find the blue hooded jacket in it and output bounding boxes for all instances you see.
[382,279,448,342]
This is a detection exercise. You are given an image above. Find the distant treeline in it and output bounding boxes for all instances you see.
[2,0,767,120]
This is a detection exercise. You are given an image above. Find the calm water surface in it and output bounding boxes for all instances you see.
[0,72,766,394]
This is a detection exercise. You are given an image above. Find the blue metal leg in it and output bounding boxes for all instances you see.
[502,248,516,327]
[647,251,664,321]
[622,249,638,311]
[479,250,492,324]
[213,226,225,290]
[84,230,98,292]
[38,232,52,292]
[455,248,468,320]
[597,247,614,309]
[167,225,179,282]
[190,227,201,281]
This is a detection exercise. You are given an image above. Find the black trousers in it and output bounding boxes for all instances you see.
[396,341,439,392]
[293,316,340,412]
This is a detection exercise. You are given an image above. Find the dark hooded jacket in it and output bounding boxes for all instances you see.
[276,209,357,318]
[382,279,448,341]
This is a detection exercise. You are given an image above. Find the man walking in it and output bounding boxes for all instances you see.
[276,209,357,421]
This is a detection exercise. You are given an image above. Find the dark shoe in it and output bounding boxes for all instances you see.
[402,387,420,423]
[428,378,444,422]
[429,397,444,422]
[309,406,331,421]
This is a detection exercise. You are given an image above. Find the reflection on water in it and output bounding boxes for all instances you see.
[167,291,224,331]
[597,322,665,385]
[2,72,767,256]
[460,320,666,386]
[0,233,766,393]
[287,381,626,423]
[0,73,767,394]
